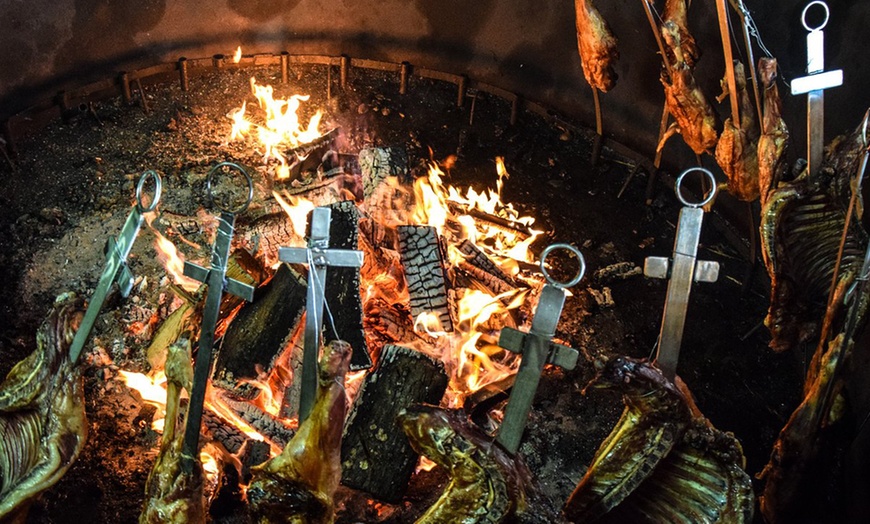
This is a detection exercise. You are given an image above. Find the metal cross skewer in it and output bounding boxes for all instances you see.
[645,168,720,381]
[791,1,843,177]
[278,206,364,422]
[69,170,161,363]
[180,162,255,473]
[496,243,584,455]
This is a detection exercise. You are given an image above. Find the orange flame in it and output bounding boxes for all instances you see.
[152,232,201,292]
[232,46,242,64]
[118,370,168,431]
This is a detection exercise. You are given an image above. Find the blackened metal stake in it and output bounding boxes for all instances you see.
[180,163,255,473]
[278,206,364,422]
[69,171,162,363]
[644,168,720,381]
[496,244,585,454]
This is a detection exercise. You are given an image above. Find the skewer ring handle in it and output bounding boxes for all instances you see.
[135,170,162,213]
[540,243,586,289]
[207,161,254,214]
[675,167,718,209]
[801,1,829,32]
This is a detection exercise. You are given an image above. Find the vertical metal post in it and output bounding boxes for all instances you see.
[178,57,190,92]
[400,62,410,95]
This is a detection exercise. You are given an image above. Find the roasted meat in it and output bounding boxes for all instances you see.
[662,0,699,68]
[139,338,205,524]
[659,20,719,155]
[0,294,87,522]
[574,0,619,92]
[398,405,560,524]
[715,61,761,201]
[563,356,753,524]
[756,57,790,207]
[247,340,352,524]
[760,121,868,353]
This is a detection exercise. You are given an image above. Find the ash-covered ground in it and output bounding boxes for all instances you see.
[0,64,801,523]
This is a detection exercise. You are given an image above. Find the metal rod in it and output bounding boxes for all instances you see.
[716,0,741,129]
[457,76,467,107]
[134,79,150,114]
[510,96,520,126]
[178,58,189,92]
[327,66,332,99]
[640,0,669,68]
[400,61,410,95]
[120,72,132,104]
[591,86,603,166]
[213,54,225,69]
[340,55,349,90]
[730,0,764,127]
[281,52,290,84]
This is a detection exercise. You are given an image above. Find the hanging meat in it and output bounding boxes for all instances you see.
[563,356,754,523]
[756,57,790,207]
[573,0,619,92]
[139,337,206,524]
[658,20,719,155]
[715,60,761,201]
[760,119,868,353]
[0,294,87,522]
[662,0,699,67]
[398,405,561,524]
[247,340,352,524]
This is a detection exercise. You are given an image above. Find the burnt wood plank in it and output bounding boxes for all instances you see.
[340,344,449,502]
[359,146,409,198]
[322,200,371,370]
[214,264,306,398]
[397,225,453,331]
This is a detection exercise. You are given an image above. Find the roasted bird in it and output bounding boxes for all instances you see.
[0,294,87,522]
[398,405,560,524]
[659,20,719,155]
[139,337,206,524]
[574,0,619,92]
[662,0,699,68]
[756,57,790,207]
[715,60,760,201]
[247,340,352,524]
[760,120,868,353]
[563,356,753,523]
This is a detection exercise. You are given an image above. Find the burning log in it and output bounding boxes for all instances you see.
[247,341,352,524]
[217,393,296,448]
[321,200,371,370]
[213,264,307,398]
[341,344,449,502]
[359,146,409,198]
[398,225,454,331]
[0,295,87,522]
[363,299,435,349]
[398,405,561,523]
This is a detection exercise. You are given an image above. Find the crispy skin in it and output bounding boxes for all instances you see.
[398,405,560,524]
[564,357,754,524]
[0,295,87,522]
[574,0,619,92]
[659,21,719,155]
[757,58,789,207]
[247,341,352,524]
[662,0,699,67]
[139,339,205,524]
[715,61,760,201]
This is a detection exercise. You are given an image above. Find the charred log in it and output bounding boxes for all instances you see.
[214,264,307,398]
[398,226,453,331]
[217,393,296,448]
[341,344,449,502]
[359,146,409,199]
[321,200,371,370]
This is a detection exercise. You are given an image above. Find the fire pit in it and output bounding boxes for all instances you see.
[1,2,869,523]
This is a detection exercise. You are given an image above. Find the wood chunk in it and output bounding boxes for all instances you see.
[359,147,408,198]
[214,264,306,398]
[340,344,449,502]
[397,226,453,331]
[322,200,371,370]
[457,261,515,296]
[218,393,297,448]
[202,409,252,455]
[457,239,511,282]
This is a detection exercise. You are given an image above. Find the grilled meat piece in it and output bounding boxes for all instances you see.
[564,356,753,524]
[757,58,790,207]
[398,405,560,524]
[662,0,699,68]
[659,20,719,155]
[247,340,352,524]
[0,294,87,522]
[139,338,205,524]
[715,61,761,201]
[760,121,868,352]
[574,0,619,92]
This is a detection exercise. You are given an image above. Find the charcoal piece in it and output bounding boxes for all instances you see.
[359,146,409,198]
[340,344,449,502]
[397,225,453,331]
[322,200,371,370]
[202,410,251,455]
[214,264,307,397]
[457,239,512,283]
[219,394,297,448]
[238,439,271,481]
